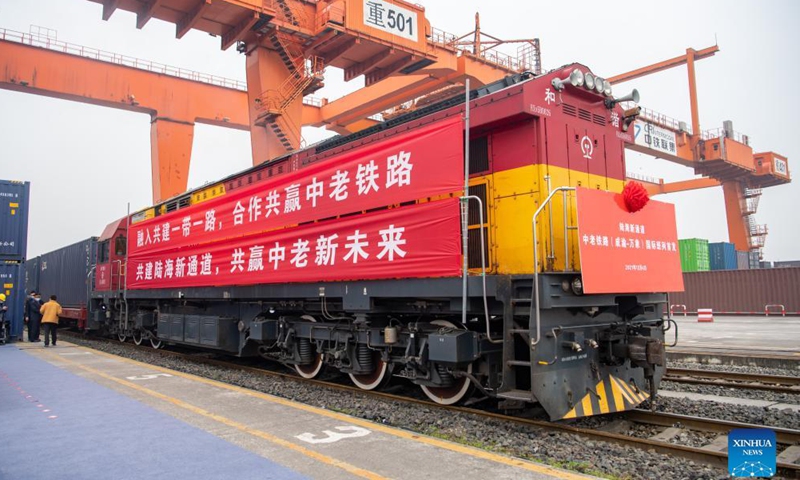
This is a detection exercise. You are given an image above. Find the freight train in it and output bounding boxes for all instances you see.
[32,65,686,420]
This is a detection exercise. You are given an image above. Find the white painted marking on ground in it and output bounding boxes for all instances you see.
[59,352,93,356]
[125,373,174,381]
[295,426,372,444]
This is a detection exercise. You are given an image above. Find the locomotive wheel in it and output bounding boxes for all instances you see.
[420,320,475,405]
[132,330,144,346]
[117,332,127,342]
[294,315,324,379]
[349,353,390,391]
[150,337,163,349]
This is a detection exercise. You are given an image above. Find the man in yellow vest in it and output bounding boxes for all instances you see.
[39,295,63,347]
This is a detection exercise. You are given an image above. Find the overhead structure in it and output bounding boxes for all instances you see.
[83,0,540,201]
[613,47,791,257]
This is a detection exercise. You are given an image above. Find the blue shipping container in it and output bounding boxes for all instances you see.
[1,261,26,340]
[25,256,40,294]
[0,180,31,261]
[709,242,737,270]
[36,237,97,309]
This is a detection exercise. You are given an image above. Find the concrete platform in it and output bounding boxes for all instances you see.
[0,342,593,480]
[666,315,800,361]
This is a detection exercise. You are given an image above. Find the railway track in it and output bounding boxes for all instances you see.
[62,333,800,478]
[665,367,800,394]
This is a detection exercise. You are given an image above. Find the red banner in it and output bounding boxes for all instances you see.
[576,187,684,294]
[129,117,464,256]
[127,199,462,289]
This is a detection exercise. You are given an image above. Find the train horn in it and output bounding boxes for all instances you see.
[551,68,585,91]
[605,88,640,109]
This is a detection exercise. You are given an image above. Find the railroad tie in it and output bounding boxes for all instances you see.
[777,445,800,464]
[648,427,685,443]
[700,434,729,453]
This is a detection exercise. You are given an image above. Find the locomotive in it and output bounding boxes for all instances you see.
[77,64,679,420]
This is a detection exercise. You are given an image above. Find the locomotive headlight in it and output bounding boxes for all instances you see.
[584,73,595,91]
[571,277,584,295]
[569,69,585,87]
[595,77,605,94]
[604,80,613,97]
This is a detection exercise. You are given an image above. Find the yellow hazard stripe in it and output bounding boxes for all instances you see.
[596,380,610,414]
[609,377,625,412]
[580,392,593,416]
[612,377,636,405]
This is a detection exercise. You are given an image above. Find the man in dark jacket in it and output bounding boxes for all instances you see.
[25,290,43,342]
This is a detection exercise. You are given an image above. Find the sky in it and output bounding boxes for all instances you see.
[1,0,798,261]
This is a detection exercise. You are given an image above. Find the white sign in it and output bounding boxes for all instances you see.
[775,158,788,176]
[634,121,677,156]
[363,0,418,41]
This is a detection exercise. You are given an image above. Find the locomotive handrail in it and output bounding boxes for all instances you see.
[461,195,499,344]
[530,186,576,347]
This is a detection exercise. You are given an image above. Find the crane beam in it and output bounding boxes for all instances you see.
[0,36,251,203]
[608,45,719,85]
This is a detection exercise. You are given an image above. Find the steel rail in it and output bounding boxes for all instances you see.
[665,367,800,394]
[61,332,800,478]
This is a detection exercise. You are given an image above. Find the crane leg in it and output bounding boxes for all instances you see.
[722,181,750,252]
[150,117,194,203]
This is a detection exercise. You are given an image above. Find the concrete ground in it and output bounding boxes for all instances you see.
[668,315,800,356]
[1,342,595,480]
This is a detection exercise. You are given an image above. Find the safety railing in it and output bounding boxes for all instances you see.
[765,304,786,317]
[426,27,539,73]
[701,127,751,146]
[626,171,660,185]
[627,105,692,134]
[670,304,688,317]
[0,27,247,91]
[530,186,576,347]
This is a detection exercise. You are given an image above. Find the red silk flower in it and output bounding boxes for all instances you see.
[622,181,650,213]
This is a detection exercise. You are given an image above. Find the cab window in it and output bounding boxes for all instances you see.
[98,240,110,263]
[115,235,127,256]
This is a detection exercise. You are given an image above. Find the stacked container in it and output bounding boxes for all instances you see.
[749,252,761,269]
[0,180,31,340]
[736,251,750,270]
[708,242,737,270]
[679,238,709,272]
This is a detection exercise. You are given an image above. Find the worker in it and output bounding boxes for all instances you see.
[0,293,8,344]
[25,290,43,342]
[39,295,63,347]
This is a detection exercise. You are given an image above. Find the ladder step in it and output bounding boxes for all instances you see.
[511,298,532,303]
[498,389,533,401]
[506,360,531,367]
[508,329,529,335]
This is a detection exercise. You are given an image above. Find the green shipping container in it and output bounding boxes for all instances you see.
[679,238,709,272]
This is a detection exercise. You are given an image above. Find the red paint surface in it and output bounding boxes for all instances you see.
[576,187,684,294]
[129,117,464,256]
[127,199,462,290]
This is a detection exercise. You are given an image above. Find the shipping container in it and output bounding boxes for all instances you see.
[669,267,800,314]
[0,180,30,261]
[736,251,750,270]
[36,238,97,310]
[25,256,39,294]
[708,242,737,270]
[1,260,26,340]
[759,261,773,269]
[749,252,760,269]
[773,260,800,268]
[679,238,709,272]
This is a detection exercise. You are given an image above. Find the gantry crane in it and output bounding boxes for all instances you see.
[610,47,791,257]
[87,0,540,201]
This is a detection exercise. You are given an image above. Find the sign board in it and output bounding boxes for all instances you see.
[363,0,418,41]
[128,118,463,257]
[576,188,684,294]
[634,121,678,157]
[127,199,461,289]
[775,157,788,176]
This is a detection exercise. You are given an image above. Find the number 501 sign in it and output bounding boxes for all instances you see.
[363,0,418,41]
